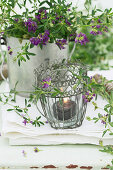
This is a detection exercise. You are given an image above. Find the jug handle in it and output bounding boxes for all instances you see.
[68,42,76,59]
[0,37,8,82]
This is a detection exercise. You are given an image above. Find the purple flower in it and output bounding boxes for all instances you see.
[30,30,50,46]
[101,120,106,124]
[56,16,60,20]
[56,39,67,49]
[45,120,48,123]
[82,95,86,99]
[34,147,39,152]
[86,92,89,95]
[22,150,27,157]
[14,18,19,22]
[65,19,71,26]
[52,20,55,24]
[30,121,33,124]
[23,119,27,125]
[84,98,89,103]
[0,32,4,35]
[8,46,13,55]
[25,18,37,33]
[98,19,102,23]
[90,30,102,36]
[101,114,108,124]
[96,25,101,28]
[35,9,47,22]
[8,46,11,51]
[75,32,89,45]
[82,91,96,103]
[103,26,108,32]
[67,9,71,11]
[70,34,76,37]
[42,77,51,88]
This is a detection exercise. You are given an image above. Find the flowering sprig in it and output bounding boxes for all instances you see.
[90,19,109,36]
[7,46,13,55]
[25,18,37,33]
[35,9,47,22]
[42,77,51,89]
[75,33,89,45]
[56,39,67,49]
[30,30,50,47]
[82,91,96,103]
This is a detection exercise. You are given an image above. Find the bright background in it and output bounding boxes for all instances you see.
[69,0,113,10]
[15,0,113,13]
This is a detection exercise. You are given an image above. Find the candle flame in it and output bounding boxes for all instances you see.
[63,97,69,103]
[60,87,63,92]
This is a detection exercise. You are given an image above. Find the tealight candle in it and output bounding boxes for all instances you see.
[53,97,76,121]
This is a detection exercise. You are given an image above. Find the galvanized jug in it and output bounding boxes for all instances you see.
[7,37,68,96]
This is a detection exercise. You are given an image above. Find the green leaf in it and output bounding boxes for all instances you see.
[25,99,27,106]
[51,92,58,97]
[92,9,96,16]
[18,59,20,66]
[37,116,41,120]
[109,122,113,127]
[26,54,30,60]
[96,9,103,12]
[39,1,47,6]
[102,129,108,137]
[27,52,36,56]
[7,109,14,111]
[30,43,34,49]
[16,108,23,112]
[104,108,109,112]
[24,0,27,6]
[27,104,31,107]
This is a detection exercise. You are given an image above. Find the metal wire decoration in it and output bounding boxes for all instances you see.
[34,59,88,129]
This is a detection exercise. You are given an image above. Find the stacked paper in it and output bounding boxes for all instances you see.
[1,70,113,145]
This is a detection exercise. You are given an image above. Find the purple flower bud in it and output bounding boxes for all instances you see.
[22,150,27,157]
[23,119,27,125]
[14,18,19,22]
[96,25,101,28]
[90,31,96,35]
[98,19,102,23]
[56,39,67,49]
[42,77,51,88]
[30,121,33,124]
[101,120,106,124]
[75,32,89,45]
[82,95,86,99]
[30,30,50,46]
[34,147,39,152]
[8,46,13,55]
[84,98,89,103]
[25,18,37,33]
[52,20,55,24]
[65,19,71,26]
[86,92,89,95]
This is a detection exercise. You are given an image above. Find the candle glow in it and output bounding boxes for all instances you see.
[63,97,69,103]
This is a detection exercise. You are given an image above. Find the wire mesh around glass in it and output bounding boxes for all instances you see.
[34,59,88,129]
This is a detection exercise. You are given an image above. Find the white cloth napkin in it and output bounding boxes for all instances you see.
[1,70,113,145]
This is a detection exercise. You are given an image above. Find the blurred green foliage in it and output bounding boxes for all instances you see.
[69,28,113,70]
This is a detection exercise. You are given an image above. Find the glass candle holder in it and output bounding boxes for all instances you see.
[34,59,88,129]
